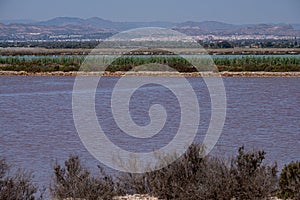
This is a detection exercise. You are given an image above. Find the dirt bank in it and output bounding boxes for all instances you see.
[1,70,300,77]
[1,47,300,56]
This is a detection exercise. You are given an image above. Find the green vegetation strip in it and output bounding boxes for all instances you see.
[0,55,299,72]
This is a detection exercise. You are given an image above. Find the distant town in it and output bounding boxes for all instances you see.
[0,17,299,48]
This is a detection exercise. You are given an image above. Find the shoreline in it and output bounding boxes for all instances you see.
[1,70,300,77]
[1,47,300,56]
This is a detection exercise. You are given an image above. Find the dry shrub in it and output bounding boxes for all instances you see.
[0,146,282,199]
[230,146,278,199]
[50,155,115,200]
[50,145,279,200]
[117,145,278,200]
[0,158,40,200]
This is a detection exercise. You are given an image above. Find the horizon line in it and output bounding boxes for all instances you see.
[0,16,299,26]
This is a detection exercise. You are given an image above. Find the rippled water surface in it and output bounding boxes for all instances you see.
[0,76,299,187]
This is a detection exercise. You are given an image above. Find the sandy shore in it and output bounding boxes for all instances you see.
[113,194,158,200]
[1,70,300,77]
[112,195,285,200]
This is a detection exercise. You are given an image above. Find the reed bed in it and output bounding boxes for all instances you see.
[0,55,299,72]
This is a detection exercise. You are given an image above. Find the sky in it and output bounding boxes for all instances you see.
[0,0,299,24]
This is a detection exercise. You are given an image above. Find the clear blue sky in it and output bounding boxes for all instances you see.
[0,0,299,24]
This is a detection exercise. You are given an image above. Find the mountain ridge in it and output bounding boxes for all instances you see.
[4,17,298,31]
[0,17,299,41]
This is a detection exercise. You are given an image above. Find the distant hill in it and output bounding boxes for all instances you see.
[0,17,299,41]
[34,17,175,31]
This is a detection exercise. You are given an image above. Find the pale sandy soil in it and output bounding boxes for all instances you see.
[112,196,285,200]
[62,195,286,200]
[113,194,158,200]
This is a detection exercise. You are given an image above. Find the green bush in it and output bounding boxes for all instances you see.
[277,161,300,199]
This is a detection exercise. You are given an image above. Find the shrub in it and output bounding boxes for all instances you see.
[230,146,278,199]
[277,161,300,199]
[117,145,278,200]
[0,158,39,200]
[117,144,210,199]
[50,145,279,199]
[51,155,115,200]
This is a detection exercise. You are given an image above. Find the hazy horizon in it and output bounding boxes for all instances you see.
[0,0,299,24]
[1,16,299,26]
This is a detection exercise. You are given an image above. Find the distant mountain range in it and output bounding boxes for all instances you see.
[0,17,299,41]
